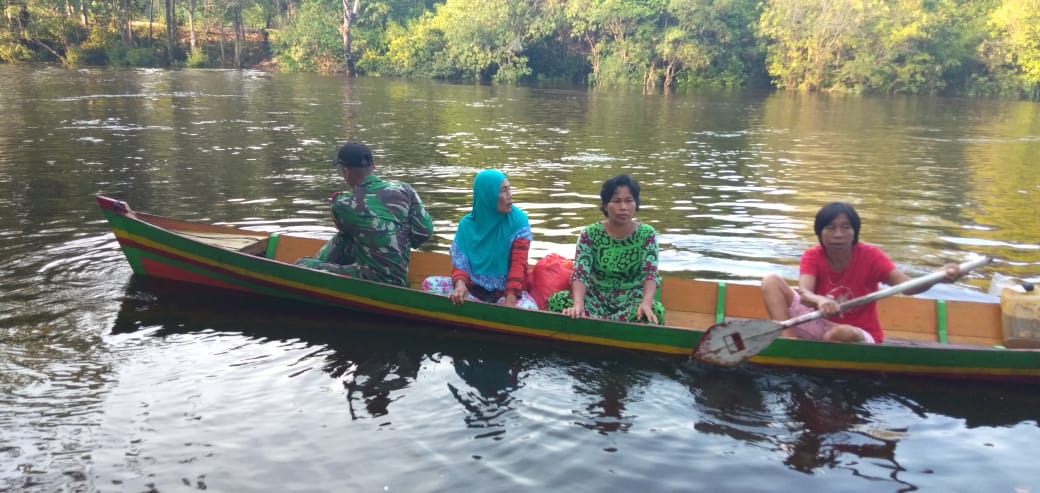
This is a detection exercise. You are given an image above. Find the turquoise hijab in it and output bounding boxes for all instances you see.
[451,170,531,291]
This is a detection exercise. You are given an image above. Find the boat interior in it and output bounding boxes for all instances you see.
[139,211,1007,349]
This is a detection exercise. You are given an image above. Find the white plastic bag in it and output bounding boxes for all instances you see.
[988,272,1024,296]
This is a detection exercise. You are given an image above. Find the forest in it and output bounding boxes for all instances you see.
[2,0,1039,99]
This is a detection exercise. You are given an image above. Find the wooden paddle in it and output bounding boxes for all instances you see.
[692,256,992,366]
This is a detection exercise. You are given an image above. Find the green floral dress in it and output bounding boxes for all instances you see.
[547,222,665,324]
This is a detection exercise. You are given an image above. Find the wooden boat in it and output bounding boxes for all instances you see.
[96,195,1040,382]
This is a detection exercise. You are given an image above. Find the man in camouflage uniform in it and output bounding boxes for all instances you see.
[296,142,434,286]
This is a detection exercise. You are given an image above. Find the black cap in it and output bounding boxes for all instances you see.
[335,142,373,168]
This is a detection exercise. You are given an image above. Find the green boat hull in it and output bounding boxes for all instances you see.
[97,196,1040,383]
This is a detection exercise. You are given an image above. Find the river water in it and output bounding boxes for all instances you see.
[1,65,1038,492]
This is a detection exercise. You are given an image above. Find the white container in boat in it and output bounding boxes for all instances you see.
[1001,283,1040,349]
[989,272,1023,296]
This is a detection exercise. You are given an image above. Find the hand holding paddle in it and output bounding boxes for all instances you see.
[693,256,992,366]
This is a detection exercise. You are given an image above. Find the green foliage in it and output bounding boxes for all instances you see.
[378,15,452,77]
[759,0,981,95]
[12,2,88,63]
[104,44,129,66]
[659,0,765,89]
[270,0,343,73]
[830,0,951,94]
[74,45,109,65]
[2,0,1040,99]
[186,48,215,68]
[564,0,669,87]
[126,47,161,67]
[595,53,641,88]
[63,45,84,67]
[354,0,442,58]
[760,0,865,91]
[427,0,532,82]
[984,0,1040,98]
[0,32,35,62]
[106,44,162,67]
[71,26,119,66]
[375,0,558,82]
[525,35,590,83]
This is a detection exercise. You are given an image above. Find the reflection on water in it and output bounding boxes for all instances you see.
[568,361,652,437]
[778,381,906,484]
[78,279,1040,491]
[448,352,523,434]
[3,66,1037,285]
[689,363,1040,490]
[2,65,1039,491]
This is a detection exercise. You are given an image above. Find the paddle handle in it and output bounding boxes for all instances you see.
[780,256,992,329]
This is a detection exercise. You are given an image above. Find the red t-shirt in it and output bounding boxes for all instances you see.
[799,243,896,342]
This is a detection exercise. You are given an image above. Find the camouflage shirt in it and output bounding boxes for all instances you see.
[302,174,433,286]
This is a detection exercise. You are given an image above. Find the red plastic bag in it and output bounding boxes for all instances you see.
[528,253,574,310]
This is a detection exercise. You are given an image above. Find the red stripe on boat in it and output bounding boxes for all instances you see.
[141,257,256,293]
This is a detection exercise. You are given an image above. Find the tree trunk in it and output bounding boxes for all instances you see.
[187,0,196,51]
[233,8,242,67]
[663,60,676,91]
[16,4,29,36]
[122,0,133,44]
[28,37,66,61]
[341,0,359,76]
[642,59,658,93]
[585,34,601,85]
[164,0,177,63]
[219,21,226,66]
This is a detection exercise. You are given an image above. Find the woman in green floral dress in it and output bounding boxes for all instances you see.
[547,174,665,324]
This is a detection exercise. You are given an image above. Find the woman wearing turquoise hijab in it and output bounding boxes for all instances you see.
[422,170,538,309]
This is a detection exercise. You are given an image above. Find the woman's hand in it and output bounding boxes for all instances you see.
[797,287,840,317]
[636,300,658,324]
[813,294,841,317]
[449,280,468,305]
[562,301,585,319]
[941,263,963,283]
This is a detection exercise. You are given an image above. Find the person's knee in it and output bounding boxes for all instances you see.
[761,273,781,287]
[824,325,865,343]
[761,273,788,295]
[761,273,794,311]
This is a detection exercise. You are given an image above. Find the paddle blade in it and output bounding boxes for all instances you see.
[693,319,785,366]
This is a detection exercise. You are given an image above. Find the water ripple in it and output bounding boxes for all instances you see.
[3,67,1040,492]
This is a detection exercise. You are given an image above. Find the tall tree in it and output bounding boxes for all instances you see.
[164,0,177,61]
[564,0,667,87]
[271,0,342,72]
[232,0,243,67]
[187,0,196,51]
[987,0,1040,98]
[422,0,557,82]
[759,0,871,91]
[342,0,359,75]
[665,0,764,88]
